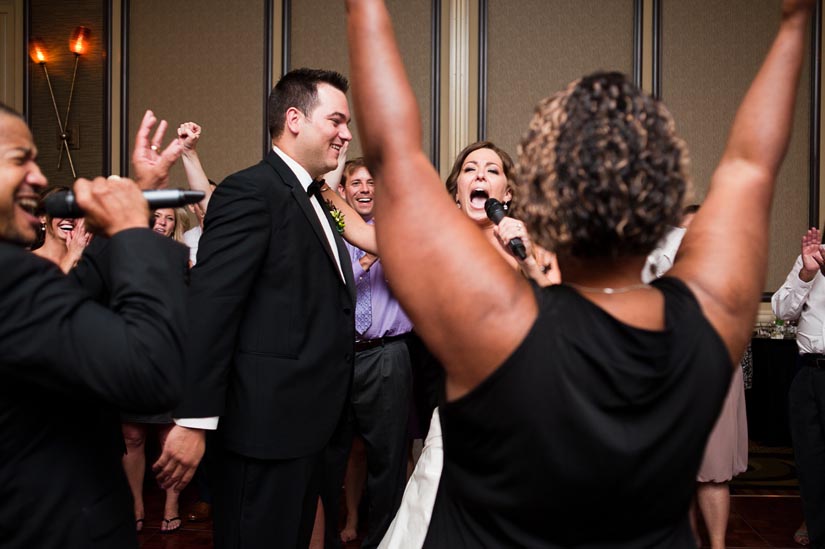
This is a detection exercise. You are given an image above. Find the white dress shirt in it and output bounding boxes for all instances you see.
[272,145,346,283]
[771,255,825,354]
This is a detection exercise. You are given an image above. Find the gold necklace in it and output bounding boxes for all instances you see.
[565,281,652,295]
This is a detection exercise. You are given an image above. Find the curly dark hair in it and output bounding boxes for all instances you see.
[267,68,349,140]
[445,141,516,200]
[512,71,690,258]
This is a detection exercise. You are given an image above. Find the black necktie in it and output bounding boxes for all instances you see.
[307,179,325,200]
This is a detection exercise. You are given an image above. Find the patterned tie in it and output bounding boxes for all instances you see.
[354,248,372,335]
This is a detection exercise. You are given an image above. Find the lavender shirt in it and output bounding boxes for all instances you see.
[347,237,413,341]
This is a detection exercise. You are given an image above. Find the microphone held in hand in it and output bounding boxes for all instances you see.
[44,189,206,218]
[485,197,527,260]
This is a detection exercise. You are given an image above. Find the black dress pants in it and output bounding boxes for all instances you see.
[789,361,825,549]
[214,445,325,549]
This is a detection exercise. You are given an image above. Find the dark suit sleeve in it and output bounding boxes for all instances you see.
[0,229,188,412]
[174,172,274,418]
[68,236,112,304]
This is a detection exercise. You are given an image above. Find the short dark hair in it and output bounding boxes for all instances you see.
[267,68,349,140]
[513,71,690,259]
[340,157,369,187]
[445,141,516,198]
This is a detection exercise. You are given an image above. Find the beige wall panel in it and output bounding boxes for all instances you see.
[290,0,433,160]
[28,0,107,185]
[128,0,266,185]
[662,0,811,294]
[487,0,635,160]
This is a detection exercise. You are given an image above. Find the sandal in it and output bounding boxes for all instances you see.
[795,528,810,546]
[161,516,181,533]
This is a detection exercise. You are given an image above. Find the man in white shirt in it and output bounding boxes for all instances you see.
[772,226,825,548]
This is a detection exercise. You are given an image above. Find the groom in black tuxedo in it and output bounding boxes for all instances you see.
[157,68,356,548]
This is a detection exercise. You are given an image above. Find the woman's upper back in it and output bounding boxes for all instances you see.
[425,277,731,548]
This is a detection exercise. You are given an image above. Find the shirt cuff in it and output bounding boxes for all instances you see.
[174,416,219,430]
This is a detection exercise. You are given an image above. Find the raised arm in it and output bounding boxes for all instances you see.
[346,0,536,398]
[670,0,814,362]
[132,110,184,190]
[772,227,823,320]
[178,122,213,212]
[319,184,378,254]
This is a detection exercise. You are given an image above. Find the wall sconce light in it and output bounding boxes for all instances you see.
[28,26,92,179]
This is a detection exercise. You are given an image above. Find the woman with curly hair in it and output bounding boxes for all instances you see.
[344,0,813,546]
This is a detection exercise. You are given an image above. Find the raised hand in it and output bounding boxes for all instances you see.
[799,227,823,281]
[61,219,92,272]
[177,122,202,152]
[131,110,184,190]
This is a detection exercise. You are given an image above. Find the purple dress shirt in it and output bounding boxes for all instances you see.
[346,238,413,341]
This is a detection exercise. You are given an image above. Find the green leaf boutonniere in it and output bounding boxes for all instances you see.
[327,203,346,235]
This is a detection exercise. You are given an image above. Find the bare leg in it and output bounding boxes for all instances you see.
[696,481,730,549]
[158,424,181,532]
[121,422,147,531]
[341,436,367,543]
[309,498,325,549]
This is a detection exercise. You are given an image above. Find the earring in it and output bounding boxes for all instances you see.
[503,203,509,211]
[456,201,461,209]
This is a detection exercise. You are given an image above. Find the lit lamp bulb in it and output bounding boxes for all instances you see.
[29,38,48,64]
[69,26,91,55]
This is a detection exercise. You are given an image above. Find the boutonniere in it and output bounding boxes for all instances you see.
[327,203,346,234]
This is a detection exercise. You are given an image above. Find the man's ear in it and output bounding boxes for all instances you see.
[285,107,303,135]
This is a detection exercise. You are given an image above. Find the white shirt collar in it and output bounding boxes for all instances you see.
[272,145,313,191]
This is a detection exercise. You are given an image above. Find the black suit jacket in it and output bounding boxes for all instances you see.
[176,150,355,460]
[0,230,188,549]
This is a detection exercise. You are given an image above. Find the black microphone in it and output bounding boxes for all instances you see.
[485,197,527,260]
[44,189,206,218]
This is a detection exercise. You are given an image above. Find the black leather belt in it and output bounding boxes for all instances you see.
[801,354,825,368]
[354,333,409,353]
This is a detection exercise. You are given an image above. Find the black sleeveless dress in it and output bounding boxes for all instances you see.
[424,277,731,548]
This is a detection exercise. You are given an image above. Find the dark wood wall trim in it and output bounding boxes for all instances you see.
[281,0,290,74]
[809,0,822,230]
[431,0,441,165]
[120,0,130,177]
[633,0,643,88]
[104,0,112,175]
[263,0,273,155]
[23,0,30,119]
[477,0,488,141]
[651,0,661,99]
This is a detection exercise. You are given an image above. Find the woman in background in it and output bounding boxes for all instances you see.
[32,185,91,272]
[122,204,188,533]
